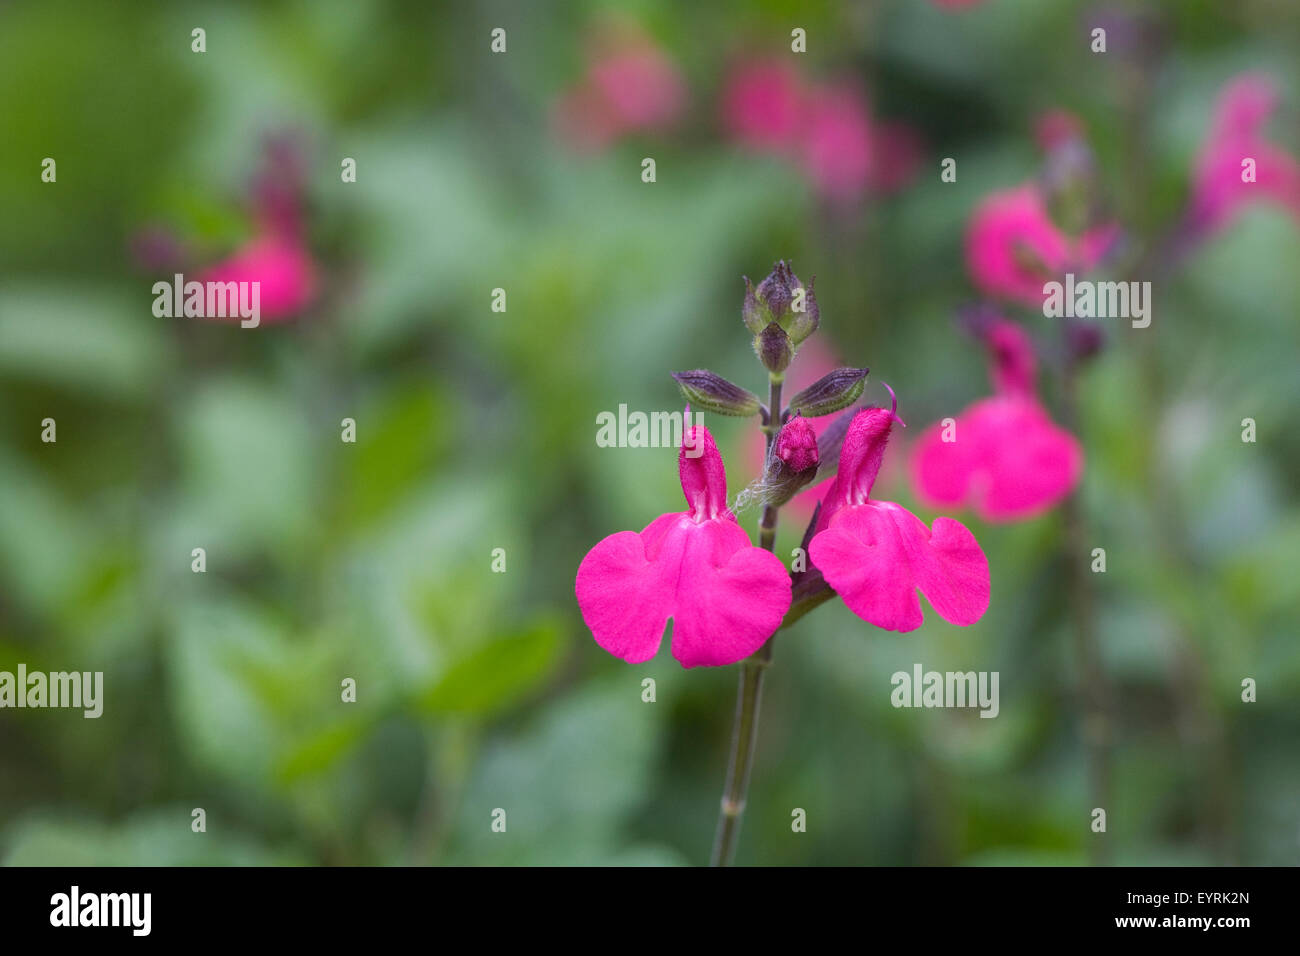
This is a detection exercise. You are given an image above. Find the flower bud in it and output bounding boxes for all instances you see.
[671,369,762,417]
[760,417,820,506]
[775,417,819,473]
[747,261,819,341]
[756,322,792,374]
[756,261,797,320]
[786,367,869,418]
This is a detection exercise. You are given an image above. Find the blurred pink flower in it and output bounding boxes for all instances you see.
[554,26,685,152]
[1190,73,1300,234]
[800,84,875,202]
[576,420,791,668]
[720,61,922,201]
[910,318,1082,522]
[199,134,317,323]
[721,59,804,150]
[198,235,316,322]
[966,185,1118,307]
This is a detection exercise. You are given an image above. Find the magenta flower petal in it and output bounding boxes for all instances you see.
[667,518,792,667]
[810,501,989,632]
[910,396,1083,522]
[575,526,677,663]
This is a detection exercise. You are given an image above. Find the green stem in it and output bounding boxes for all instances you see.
[779,574,836,630]
[1060,363,1112,866]
[710,374,783,867]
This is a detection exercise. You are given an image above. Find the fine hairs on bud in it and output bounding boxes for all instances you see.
[732,454,787,514]
[733,418,819,513]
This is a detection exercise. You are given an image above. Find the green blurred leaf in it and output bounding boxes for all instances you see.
[421,618,563,717]
[3,811,303,866]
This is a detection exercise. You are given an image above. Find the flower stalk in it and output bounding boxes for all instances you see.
[711,371,783,867]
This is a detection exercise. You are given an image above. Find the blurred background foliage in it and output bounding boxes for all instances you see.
[1,0,1297,865]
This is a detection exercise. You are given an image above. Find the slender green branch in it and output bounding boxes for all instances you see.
[780,573,835,630]
[1060,363,1112,866]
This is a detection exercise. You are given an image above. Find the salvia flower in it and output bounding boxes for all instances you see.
[553,23,684,152]
[720,61,921,202]
[575,416,792,667]
[1189,73,1300,236]
[966,184,1119,307]
[910,317,1083,522]
[197,133,317,322]
[721,59,804,151]
[198,235,317,321]
[809,387,990,632]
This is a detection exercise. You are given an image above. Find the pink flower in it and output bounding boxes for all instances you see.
[1190,73,1300,234]
[910,318,1082,522]
[198,235,317,322]
[194,132,318,323]
[810,389,990,632]
[799,83,874,202]
[966,184,1119,307]
[576,418,792,667]
[721,60,803,151]
[554,25,684,152]
[719,62,922,201]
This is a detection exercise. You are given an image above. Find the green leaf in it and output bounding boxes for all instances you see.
[3,811,303,866]
[442,678,663,865]
[421,618,564,717]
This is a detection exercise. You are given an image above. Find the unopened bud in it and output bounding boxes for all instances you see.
[786,367,869,418]
[760,417,820,506]
[756,322,793,375]
[671,369,762,417]
[775,417,819,473]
